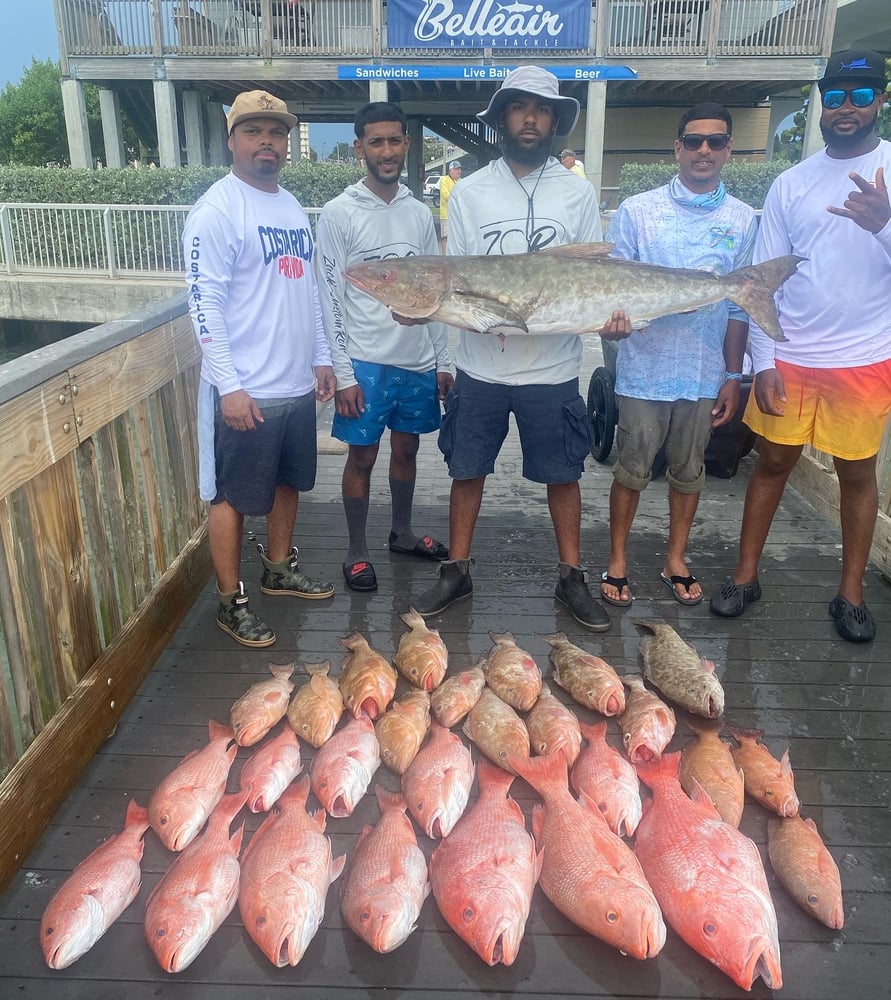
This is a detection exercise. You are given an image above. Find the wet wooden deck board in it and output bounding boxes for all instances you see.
[1,341,889,999]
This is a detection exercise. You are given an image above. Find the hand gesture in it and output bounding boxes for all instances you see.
[826,167,891,234]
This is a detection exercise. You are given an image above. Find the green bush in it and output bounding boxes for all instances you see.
[617,159,793,210]
[0,162,365,207]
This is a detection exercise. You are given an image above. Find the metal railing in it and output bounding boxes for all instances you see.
[56,0,834,61]
[0,203,321,277]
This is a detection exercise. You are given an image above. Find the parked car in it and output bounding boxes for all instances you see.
[423,174,442,207]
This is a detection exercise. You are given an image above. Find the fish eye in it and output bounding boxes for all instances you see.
[807,893,819,905]
[703,921,718,935]
[606,910,618,924]
[360,910,371,922]
[256,916,266,927]
[416,800,425,811]
[463,907,475,921]
[301,723,309,731]
[159,815,168,826]
[44,926,54,936]
[156,928,167,938]
[598,802,608,812]
[383,748,391,758]
[764,789,773,797]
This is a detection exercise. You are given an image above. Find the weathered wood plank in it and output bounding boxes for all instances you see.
[92,423,138,622]
[131,397,167,578]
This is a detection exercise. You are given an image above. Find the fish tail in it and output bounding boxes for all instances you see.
[684,715,724,735]
[508,748,568,794]
[726,724,764,744]
[268,662,295,679]
[208,718,236,743]
[305,659,331,677]
[540,631,568,649]
[279,773,312,807]
[722,255,803,342]
[124,798,150,833]
[488,630,516,644]
[634,750,681,788]
[375,786,407,813]
[400,608,425,629]
[577,719,607,743]
[476,756,514,796]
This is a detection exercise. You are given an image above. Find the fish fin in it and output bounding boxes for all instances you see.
[539,241,614,258]
[700,657,717,673]
[687,777,723,819]
[531,803,545,842]
[576,787,611,828]
[375,786,406,813]
[577,719,607,743]
[726,725,764,744]
[448,293,528,335]
[208,719,235,742]
[268,662,295,679]
[533,846,544,884]
[722,255,803,342]
[634,750,681,787]
[230,822,246,855]
[399,608,425,629]
[124,799,150,832]
[780,749,794,776]
[330,853,347,882]
[305,659,332,678]
[488,630,516,644]
[802,816,820,835]
[476,756,514,795]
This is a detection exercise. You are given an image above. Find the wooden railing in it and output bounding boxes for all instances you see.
[0,293,211,891]
[55,0,835,61]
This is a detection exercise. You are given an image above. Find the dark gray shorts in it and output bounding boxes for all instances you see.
[438,371,590,484]
[212,390,317,515]
[613,395,715,494]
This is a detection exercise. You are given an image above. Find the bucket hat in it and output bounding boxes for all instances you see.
[226,90,298,134]
[819,49,887,91]
[476,66,580,135]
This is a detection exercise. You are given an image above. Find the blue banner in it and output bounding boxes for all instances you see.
[387,0,591,50]
[338,65,638,81]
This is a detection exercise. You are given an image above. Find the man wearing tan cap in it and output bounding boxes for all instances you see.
[183,89,336,648]
[560,148,585,178]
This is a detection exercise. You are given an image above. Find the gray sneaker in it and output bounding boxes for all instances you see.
[217,582,276,648]
[555,564,610,632]
[414,559,473,616]
[258,544,334,599]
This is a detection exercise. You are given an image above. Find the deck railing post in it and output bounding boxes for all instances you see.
[0,206,16,275]
[103,206,117,278]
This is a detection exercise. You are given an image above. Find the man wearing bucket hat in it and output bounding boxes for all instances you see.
[414,66,628,630]
[183,90,336,648]
[439,159,462,251]
[711,50,891,643]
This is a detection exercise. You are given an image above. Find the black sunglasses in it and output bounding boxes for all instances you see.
[820,87,880,110]
[679,132,731,152]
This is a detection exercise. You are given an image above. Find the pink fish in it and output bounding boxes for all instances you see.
[230,663,295,747]
[402,721,475,839]
[618,674,676,764]
[634,752,782,991]
[483,631,542,711]
[571,721,642,837]
[340,787,430,953]
[509,750,665,959]
[430,758,540,967]
[393,608,449,691]
[144,792,246,972]
[40,799,150,969]
[239,776,345,967]
[239,724,304,813]
[525,681,582,766]
[310,715,381,817]
[430,663,486,728]
[148,720,238,851]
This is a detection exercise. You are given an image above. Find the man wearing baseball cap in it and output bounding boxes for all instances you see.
[560,148,585,178]
[438,159,462,251]
[413,66,629,630]
[182,90,336,647]
[711,50,891,643]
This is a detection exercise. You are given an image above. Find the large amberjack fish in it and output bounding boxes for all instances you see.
[430,662,486,728]
[375,689,431,775]
[310,714,381,817]
[524,681,582,766]
[634,752,782,992]
[144,791,247,973]
[344,244,803,342]
[239,776,346,967]
[40,799,150,970]
[543,632,625,716]
[230,663,295,747]
[339,632,397,720]
[393,608,448,691]
[571,721,642,838]
[483,631,542,711]
[679,718,744,828]
[238,724,304,813]
[727,726,800,818]
[340,787,430,954]
[148,720,238,851]
[430,757,541,967]
[767,814,844,930]
[618,675,676,765]
[509,749,665,960]
[286,660,343,748]
[635,621,724,719]
[402,721,475,839]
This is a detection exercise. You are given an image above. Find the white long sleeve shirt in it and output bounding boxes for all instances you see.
[446,156,602,385]
[314,180,451,390]
[183,172,330,398]
[749,139,891,374]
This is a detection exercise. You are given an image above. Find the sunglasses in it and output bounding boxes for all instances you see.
[820,87,879,110]
[679,133,731,152]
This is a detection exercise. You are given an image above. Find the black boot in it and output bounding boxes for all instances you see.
[414,559,473,616]
[555,563,610,632]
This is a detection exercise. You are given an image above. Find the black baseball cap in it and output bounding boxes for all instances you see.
[819,49,887,91]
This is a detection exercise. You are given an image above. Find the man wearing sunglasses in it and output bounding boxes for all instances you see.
[711,49,891,643]
[600,102,757,610]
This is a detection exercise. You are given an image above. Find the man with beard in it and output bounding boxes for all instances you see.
[710,49,891,642]
[315,102,453,592]
[184,90,335,647]
[413,66,628,628]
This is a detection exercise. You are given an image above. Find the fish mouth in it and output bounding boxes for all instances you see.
[706,694,722,718]
[485,919,519,966]
[779,794,800,817]
[357,697,381,719]
[329,792,352,818]
[742,937,783,990]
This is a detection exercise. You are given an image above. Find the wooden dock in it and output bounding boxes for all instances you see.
[0,379,888,1000]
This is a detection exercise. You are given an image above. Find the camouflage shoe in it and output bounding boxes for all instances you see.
[258,544,335,599]
[217,582,276,648]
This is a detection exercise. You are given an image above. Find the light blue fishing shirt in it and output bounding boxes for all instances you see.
[606,180,757,401]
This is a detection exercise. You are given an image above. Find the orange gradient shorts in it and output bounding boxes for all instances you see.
[743,358,891,460]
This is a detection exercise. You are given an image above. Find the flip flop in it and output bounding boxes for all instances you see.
[388,531,449,561]
[600,571,633,608]
[343,560,377,592]
[660,572,704,606]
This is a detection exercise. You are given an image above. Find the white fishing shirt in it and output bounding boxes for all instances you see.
[314,180,451,390]
[749,138,891,373]
[446,156,602,385]
[607,181,757,401]
[183,171,330,398]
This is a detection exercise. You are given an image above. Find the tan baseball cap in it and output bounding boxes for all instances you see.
[226,90,298,134]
